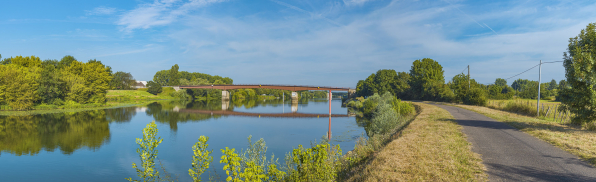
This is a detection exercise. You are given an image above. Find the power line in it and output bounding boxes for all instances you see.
[505,61,564,80]
[460,66,468,75]
[505,64,540,80]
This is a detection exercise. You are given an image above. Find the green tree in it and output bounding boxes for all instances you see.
[153,70,170,86]
[394,72,411,98]
[559,23,596,124]
[82,60,112,103]
[147,81,163,95]
[548,79,558,90]
[0,64,40,110]
[168,64,180,86]
[409,58,445,100]
[110,71,136,90]
[495,78,507,87]
[39,60,65,104]
[58,55,77,69]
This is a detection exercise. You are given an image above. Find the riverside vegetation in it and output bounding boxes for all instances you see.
[125,92,417,181]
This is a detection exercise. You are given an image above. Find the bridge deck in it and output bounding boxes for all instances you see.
[178,109,352,118]
[178,84,352,91]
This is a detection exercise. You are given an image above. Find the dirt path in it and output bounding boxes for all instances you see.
[432,104,596,181]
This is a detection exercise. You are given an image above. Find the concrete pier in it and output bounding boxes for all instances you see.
[291,92,298,100]
[222,100,229,110]
[222,90,230,101]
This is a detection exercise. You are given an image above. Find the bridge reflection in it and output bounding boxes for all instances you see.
[177,109,352,118]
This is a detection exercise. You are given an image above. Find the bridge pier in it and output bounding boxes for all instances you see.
[222,90,230,101]
[173,86,180,91]
[291,101,298,113]
[291,92,299,100]
[348,89,356,98]
[222,100,229,110]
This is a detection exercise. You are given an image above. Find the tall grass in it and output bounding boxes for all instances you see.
[486,99,574,124]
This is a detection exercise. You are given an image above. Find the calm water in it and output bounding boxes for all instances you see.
[0,99,365,182]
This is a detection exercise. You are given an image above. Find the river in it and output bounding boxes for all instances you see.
[0,98,365,181]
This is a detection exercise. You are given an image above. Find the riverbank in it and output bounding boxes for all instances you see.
[0,88,185,115]
[345,102,486,181]
[0,100,157,116]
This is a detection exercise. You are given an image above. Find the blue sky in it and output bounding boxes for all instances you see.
[1,0,595,87]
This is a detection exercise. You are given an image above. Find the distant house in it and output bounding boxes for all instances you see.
[134,81,147,89]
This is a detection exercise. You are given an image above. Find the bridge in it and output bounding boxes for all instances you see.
[178,109,353,118]
[173,84,356,100]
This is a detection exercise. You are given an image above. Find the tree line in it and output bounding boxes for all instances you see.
[0,55,113,110]
[356,22,596,128]
[355,58,564,107]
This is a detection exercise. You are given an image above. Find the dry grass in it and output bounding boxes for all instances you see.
[346,103,486,182]
[448,103,596,166]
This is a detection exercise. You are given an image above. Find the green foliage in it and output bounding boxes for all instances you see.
[168,64,180,86]
[110,71,136,90]
[548,79,558,90]
[220,147,242,182]
[189,136,213,182]
[127,121,164,182]
[559,22,596,124]
[346,92,414,136]
[355,70,411,98]
[239,161,266,182]
[409,58,445,100]
[463,88,487,106]
[287,143,342,181]
[0,64,40,110]
[153,70,170,86]
[39,60,66,104]
[495,78,507,87]
[147,81,163,95]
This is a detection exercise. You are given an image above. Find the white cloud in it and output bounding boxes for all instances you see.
[162,0,595,87]
[343,0,375,6]
[86,6,117,15]
[117,0,227,32]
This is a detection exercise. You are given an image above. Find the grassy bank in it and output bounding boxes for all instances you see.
[447,103,596,166]
[106,87,179,101]
[0,100,154,116]
[345,102,486,181]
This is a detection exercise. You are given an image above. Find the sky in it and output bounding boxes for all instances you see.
[1,0,595,88]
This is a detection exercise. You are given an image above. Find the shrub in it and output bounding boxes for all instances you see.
[189,136,213,182]
[126,121,163,182]
[147,81,162,95]
[286,143,342,181]
[464,88,487,106]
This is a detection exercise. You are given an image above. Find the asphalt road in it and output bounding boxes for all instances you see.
[431,104,596,181]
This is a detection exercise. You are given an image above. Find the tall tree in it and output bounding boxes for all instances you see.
[168,64,180,86]
[559,23,596,124]
[374,69,398,95]
[409,58,445,100]
[39,60,65,104]
[495,78,507,87]
[110,71,136,90]
[548,79,558,90]
[153,70,170,86]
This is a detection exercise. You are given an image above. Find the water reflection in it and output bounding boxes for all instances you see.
[0,109,133,156]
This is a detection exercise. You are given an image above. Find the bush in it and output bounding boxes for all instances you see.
[286,143,342,181]
[147,81,162,95]
[464,88,487,106]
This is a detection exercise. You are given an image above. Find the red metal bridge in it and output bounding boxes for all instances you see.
[176,84,353,92]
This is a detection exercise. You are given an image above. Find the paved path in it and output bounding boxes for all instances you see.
[431,104,596,181]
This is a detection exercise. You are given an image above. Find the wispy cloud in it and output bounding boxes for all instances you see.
[117,0,228,32]
[343,0,375,6]
[269,0,342,26]
[86,6,117,15]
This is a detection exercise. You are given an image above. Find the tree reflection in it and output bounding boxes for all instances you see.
[0,110,112,156]
[145,101,219,131]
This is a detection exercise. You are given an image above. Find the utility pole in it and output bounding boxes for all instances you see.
[468,65,470,90]
[537,60,542,117]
